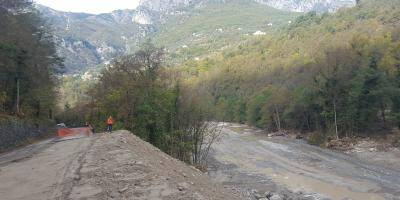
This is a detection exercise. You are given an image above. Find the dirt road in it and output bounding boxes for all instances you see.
[0,131,238,200]
[208,123,400,200]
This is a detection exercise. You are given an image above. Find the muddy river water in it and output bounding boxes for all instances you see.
[208,123,400,200]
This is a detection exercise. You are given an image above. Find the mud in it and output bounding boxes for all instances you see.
[208,123,400,200]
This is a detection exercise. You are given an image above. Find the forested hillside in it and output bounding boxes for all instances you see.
[180,0,400,142]
[153,1,298,65]
[37,0,299,74]
[38,0,355,74]
[0,0,60,150]
[52,1,299,108]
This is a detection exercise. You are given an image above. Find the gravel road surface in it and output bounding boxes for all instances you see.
[208,123,400,200]
[0,131,239,200]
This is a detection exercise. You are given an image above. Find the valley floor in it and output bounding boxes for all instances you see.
[0,131,237,200]
[208,123,400,200]
[1,126,399,200]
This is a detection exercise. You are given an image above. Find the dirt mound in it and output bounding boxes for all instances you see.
[71,131,239,199]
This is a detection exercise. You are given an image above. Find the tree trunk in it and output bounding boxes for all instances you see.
[274,105,281,131]
[380,101,386,128]
[15,77,20,115]
[35,100,40,118]
[333,99,339,140]
[306,113,311,131]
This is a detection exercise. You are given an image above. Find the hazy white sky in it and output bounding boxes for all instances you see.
[35,0,140,14]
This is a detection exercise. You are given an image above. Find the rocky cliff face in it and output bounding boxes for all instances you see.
[138,0,194,12]
[38,5,155,73]
[133,0,196,24]
[254,0,356,12]
[137,0,355,14]
[133,0,355,25]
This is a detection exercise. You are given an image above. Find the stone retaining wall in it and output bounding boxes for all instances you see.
[0,116,55,152]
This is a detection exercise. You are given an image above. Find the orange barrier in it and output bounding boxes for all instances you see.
[57,127,92,138]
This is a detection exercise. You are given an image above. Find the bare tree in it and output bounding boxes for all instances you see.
[190,122,222,170]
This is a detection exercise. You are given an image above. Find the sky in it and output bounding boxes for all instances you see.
[35,0,141,14]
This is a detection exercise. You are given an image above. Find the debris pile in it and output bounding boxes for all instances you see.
[326,137,355,151]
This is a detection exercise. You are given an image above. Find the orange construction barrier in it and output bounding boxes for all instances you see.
[57,127,92,138]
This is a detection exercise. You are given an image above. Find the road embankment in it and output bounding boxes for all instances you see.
[0,130,239,200]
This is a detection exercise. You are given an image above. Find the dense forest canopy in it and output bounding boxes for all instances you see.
[0,0,61,118]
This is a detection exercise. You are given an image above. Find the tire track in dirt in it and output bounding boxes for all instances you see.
[53,137,95,199]
[208,123,400,200]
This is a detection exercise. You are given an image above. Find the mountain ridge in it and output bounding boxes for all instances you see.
[37,0,356,73]
[38,5,154,73]
[137,0,356,13]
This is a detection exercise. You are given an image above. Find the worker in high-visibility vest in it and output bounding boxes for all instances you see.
[106,116,113,133]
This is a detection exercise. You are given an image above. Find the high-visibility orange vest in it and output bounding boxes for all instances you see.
[107,117,113,125]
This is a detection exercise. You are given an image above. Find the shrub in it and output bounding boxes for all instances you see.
[392,129,400,148]
[307,132,327,146]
